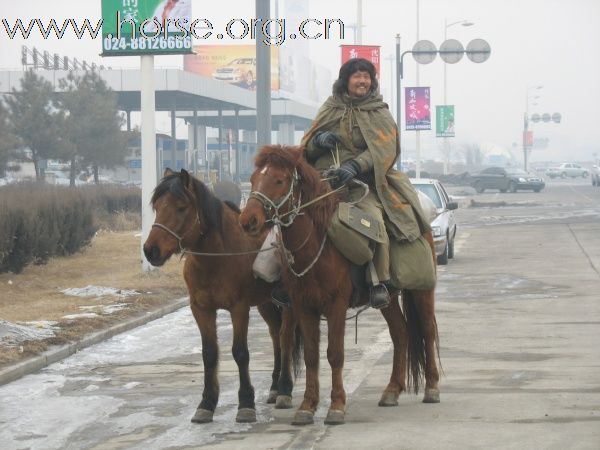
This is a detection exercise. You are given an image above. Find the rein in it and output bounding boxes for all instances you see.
[247,166,369,278]
[152,218,278,257]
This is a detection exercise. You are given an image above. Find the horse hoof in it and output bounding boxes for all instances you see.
[191,408,214,423]
[378,391,399,407]
[236,408,257,423]
[267,389,278,404]
[275,395,293,409]
[423,388,440,403]
[291,410,314,426]
[324,409,345,425]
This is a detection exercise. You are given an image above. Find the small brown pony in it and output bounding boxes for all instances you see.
[143,168,300,424]
[239,146,440,426]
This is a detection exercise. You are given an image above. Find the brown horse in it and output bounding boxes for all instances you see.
[239,146,440,425]
[143,168,300,424]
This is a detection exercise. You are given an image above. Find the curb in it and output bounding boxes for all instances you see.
[0,297,189,386]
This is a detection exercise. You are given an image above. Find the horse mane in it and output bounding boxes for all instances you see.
[151,173,223,233]
[255,145,338,232]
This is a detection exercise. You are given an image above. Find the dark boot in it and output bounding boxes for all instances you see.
[369,283,391,309]
[271,281,292,308]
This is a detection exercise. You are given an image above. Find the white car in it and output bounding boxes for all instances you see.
[546,163,589,178]
[411,178,458,265]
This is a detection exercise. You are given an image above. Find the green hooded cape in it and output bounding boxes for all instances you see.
[301,91,431,242]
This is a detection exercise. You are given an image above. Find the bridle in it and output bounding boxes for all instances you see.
[151,202,204,256]
[151,194,273,258]
[247,166,352,277]
[248,168,302,227]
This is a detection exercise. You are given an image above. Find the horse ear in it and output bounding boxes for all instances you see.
[164,167,174,177]
[180,168,191,188]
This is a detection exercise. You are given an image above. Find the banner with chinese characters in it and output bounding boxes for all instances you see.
[101,0,193,56]
[405,87,431,130]
[436,105,455,137]
[341,45,381,76]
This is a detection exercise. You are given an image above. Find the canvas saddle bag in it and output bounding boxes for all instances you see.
[328,202,436,290]
[327,202,385,265]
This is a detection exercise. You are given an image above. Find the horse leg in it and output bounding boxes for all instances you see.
[190,302,219,424]
[378,292,408,406]
[292,308,320,426]
[230,303,257,423]
[257,302,282,404]
[324,307,347,425]
[275,308,296,409]
[412,290,440,403]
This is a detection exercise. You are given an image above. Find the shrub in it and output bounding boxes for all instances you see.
[0,182,140,273]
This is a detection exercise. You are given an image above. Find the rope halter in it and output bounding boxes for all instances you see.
[248,168,302,227]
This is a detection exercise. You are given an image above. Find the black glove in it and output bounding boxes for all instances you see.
[330,160,361,189]
[312,130,341,151]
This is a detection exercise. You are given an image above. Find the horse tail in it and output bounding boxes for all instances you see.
[402,289,425,394]
[292,321,304,379]
[402,289,442,394]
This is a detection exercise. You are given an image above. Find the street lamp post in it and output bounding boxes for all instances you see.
[523,85,543,172]
[442,19,473,174]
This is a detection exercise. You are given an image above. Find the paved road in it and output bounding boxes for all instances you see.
[1,178,599,449]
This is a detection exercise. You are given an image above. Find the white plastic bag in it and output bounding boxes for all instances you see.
[252,226,282,282]
[417,190,438,224]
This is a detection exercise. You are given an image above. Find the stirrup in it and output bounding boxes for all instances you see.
[369,283,390,310]
[271,287,292,308]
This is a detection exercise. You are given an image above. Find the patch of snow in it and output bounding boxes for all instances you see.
[62,313,99,320]
[61,286,140,298]
[0,320,59,346]
[79,303,129,315]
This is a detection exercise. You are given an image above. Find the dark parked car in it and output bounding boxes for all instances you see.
[470,167,545,193]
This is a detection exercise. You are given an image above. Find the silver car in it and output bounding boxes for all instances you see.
[546,163,589,178]
[410,178,458,265]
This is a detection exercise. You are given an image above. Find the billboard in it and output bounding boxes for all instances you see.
[405,87,431,131]
[184,45,279,92]
[101,0,193,56]
[436,105,455,137]
[341,45,381,76]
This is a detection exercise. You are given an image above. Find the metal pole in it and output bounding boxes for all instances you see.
[140,55,157,272]
[235,108,240,183]
[523,112,528,172]
[218,108,223,181]
[256,0,271,150]
[415,0,421,179]
[357,0,363,44]
[170,98,177,170]
[192,108,198,175]
[443,18,449,175]
[396,35,402,167]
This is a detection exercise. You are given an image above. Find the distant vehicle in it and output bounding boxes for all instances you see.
[45,171,85,186]
[591,165,600,187]
[470,167,545,193]
[212,58,256,86]
[410,178,458,265]
[546,163,589,179]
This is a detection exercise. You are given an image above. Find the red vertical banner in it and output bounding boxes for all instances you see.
[341,45,381,76]
[524,131,534,147]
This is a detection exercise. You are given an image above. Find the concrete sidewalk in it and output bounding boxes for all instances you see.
[0,297,189,386]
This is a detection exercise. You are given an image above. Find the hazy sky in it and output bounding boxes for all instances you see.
[2,0,599,163]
